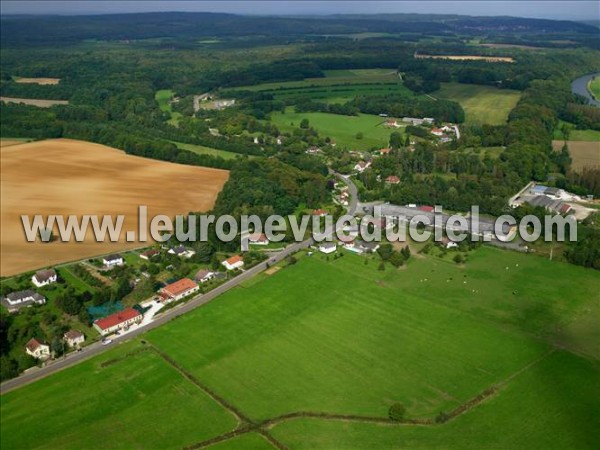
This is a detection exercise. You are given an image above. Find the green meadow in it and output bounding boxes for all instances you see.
[433,82,522,125]
[173,141,242,160]
[155,89,182,126]
[2,246,599,449]
[270,107,400,149]
[589,76,600,99]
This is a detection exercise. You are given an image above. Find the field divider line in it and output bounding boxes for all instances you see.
[145,343,252,427]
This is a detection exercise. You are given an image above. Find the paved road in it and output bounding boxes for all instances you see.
[0,173,358,395]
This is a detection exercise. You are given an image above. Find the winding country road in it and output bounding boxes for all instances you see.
[0,173,358,395]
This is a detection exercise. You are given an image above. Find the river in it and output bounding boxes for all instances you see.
[571,72,600,107]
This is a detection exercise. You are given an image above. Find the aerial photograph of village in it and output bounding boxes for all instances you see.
[0,1,599,449]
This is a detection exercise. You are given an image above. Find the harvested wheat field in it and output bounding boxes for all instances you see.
[0,97,69,107]
[0,139,229,276]
[0,140,29,148]
[553,140,600,171]
[14,77,61,85]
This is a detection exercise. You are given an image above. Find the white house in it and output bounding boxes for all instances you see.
[319,242,337,254]
[248,233,269,245]
[32,269,57,288]
[222,255,244,271]
[64,330,85,348]
[25,338,50,360]
[2,290,46,312]
[168,246,196,258]
[93,308,143,336]
[354,161,371,173]
[103,254,124,267]
[194,269,215,284]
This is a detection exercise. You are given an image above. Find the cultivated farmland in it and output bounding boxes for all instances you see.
[552,140,600,171]
[3,246,597,449]
[0,138,229,276]
[0,96,69,107]
[433,82,521,125]
[14,77,61,85]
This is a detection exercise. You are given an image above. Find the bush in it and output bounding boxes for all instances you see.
[435,411,450,423]
[453,253,465,264]
[389,403,406,421]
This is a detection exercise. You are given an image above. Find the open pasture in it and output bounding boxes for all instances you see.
[0,138,229,276]
[433,82,521,125]
[0,343,237,450]
[1,246,598,448]
[270,107,400,149]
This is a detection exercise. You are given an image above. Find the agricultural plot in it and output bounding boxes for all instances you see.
[0,138,229,276]
[0,96,68,108]
[552,140,600,171]
[433,82,521,125]
[2,247,598,449]
[589,76,600,99]
[225,68,409,103]
[14,77,61,85]
[155,89,182,126]
[271,107,400,150]
[0,343,237,450]
[174,141,241,160]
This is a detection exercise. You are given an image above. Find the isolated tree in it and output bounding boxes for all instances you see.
[389,403,406,421]
[355,132,363,140]
[453,253,465,264]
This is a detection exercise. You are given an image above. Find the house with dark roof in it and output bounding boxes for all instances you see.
[102,254,124,267]
[32,269,57,287]
[194,269,215,284]
[318,242,337,254]
[168,246,196,258]
[2,290,46,313]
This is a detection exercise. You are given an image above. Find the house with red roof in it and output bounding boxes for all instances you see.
[161,278,199,302]
[431,128,444,136]
[379,148,391,155]
[312,208,327,217]
[418,205,435,213]
[25,338,50,360]
[93,308,143,336]
[385,175,400,185]
[248,233,269,245]
[222,255,244,271]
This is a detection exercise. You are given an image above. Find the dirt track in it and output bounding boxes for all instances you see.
[1,139,229,276]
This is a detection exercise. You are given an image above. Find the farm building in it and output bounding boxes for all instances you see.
[32,269,57,287]
[222,255,244,271]
[523,195,573,215]
[103,254,124,267]
[25,338,50,360]
[2,290,46,313]
[64,330,85,348]
[93,308,143,336]
[402,117,434,126]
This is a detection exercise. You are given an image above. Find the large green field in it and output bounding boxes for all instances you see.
[2,245,598,449]
[271,107,400,150]
[433,82,522,125]
[155,89,182,126]
[173,141,242,160]
[589,76,600,99]
[224,68,410,104]
[0,342,237,449]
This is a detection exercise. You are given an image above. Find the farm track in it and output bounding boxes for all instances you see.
[154,343,555,449]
